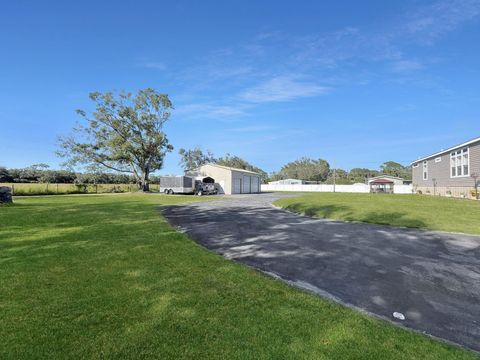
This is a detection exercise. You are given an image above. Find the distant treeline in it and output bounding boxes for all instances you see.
[269,159,412,184]
[0,159,412,188]
[0,165,162,185]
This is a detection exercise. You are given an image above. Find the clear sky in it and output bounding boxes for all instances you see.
[1,0,479,175]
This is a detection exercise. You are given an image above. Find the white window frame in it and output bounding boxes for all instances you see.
[412,163,419,168]
[450,147,470,178]
[435,157,442,163]
[423,161,428,180]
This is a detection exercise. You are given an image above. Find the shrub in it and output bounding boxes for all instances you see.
[471,189,479,199]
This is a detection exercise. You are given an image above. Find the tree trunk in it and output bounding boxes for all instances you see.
[140,168,150,192]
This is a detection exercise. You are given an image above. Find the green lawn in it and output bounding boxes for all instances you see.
[274,193,480,235]
[0,194,477,359]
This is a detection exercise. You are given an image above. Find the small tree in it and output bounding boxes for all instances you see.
[58,89,173,191]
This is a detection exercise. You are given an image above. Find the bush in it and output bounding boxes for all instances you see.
[471,189,479,199]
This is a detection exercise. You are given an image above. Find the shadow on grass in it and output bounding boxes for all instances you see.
[283,203,352,218]
[283,203,428,230]
[353,211,427,229]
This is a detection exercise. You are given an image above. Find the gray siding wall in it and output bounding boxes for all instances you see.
[412,140,480,187]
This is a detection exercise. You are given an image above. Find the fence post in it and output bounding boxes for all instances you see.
[11,183,14,195]
[56,183,59,194]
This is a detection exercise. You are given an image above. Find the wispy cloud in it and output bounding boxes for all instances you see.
[391,59,424,72]
[175,103,248,118]
[225,125,275,133]
[137,61,167,70]
[240,76,329,103]
[164,0,480,120]
[403,0,480,43]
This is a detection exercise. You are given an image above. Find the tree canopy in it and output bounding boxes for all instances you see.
[216,154,268,182]
[58,88,173,191]
[178,147,216,171]
[176,148,268,182]
[380,161,411,180]
[0,167,13,182]
[348,168,380,183]
[277,157,330,182]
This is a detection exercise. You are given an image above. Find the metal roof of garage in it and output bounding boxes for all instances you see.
[199,163,260,175]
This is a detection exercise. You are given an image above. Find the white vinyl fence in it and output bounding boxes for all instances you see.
[392,185,414,194]
[261,183,413,194]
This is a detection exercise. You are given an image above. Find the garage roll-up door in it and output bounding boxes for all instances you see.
[242,176,251,193]
[251,176,259,192]
[233,178,242,194]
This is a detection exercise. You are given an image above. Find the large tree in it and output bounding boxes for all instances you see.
[278,157,330,182]
[58,89,173,191]
[178,147,216,171]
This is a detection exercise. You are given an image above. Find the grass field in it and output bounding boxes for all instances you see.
[275,193,480,235]
[0,183,160,196]
[1,194,477,359]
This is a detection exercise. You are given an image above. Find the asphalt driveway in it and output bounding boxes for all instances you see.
[162,193,480,352]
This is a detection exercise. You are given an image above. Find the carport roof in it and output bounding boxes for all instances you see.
[370,178,394,184]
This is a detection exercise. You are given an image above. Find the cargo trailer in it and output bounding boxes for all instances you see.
[159,176,217,195]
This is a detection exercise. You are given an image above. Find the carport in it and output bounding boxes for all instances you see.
[369,178,394,193]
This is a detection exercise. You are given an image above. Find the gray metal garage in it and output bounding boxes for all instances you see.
[194,163,261,195]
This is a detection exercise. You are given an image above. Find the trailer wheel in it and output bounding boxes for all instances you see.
[163,189,169,194]
[168,189,174,195]
[197,190,203,196]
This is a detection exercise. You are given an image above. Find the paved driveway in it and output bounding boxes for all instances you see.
[162,193,480,352]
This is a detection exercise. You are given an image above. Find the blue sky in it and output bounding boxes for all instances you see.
[1,0,479,174]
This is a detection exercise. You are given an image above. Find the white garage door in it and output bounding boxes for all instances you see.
[233,178,242,194]
[242,175,251,193]
[251,176,259,192]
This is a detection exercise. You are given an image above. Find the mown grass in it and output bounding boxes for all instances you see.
[275,193,480,235]
[0,194,477,359]
[0,183,160,196]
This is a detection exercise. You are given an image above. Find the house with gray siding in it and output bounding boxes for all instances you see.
[411,136,480,198]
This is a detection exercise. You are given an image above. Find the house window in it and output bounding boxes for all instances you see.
[412,163,419,168]
[435,157,442,163]
[450,147,469,177]
[423,161,428,180]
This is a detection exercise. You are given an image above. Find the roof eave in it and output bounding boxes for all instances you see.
[411,136,480,165]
